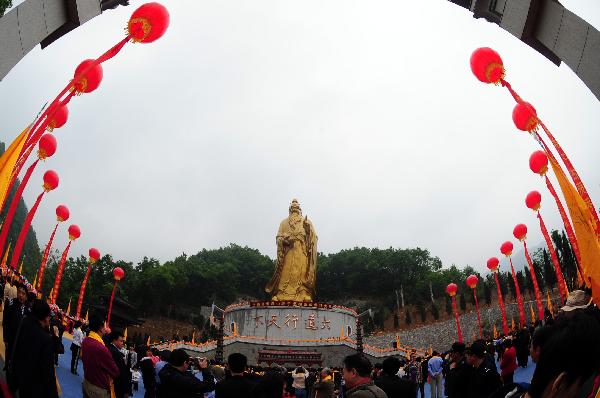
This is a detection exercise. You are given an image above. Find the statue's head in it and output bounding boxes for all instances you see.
[289,199,302,215]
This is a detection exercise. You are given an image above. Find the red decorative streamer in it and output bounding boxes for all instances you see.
[76,263,93,319]
[1,34,133,215]
[538,120,600,238]
[9,191,45,270]
[51,241,72,304]
[472,288,482,339]
[0,159,40,259]
[522,240,544,320]
[451,296,463,343]
[37,223,58,291]
[537,211,568,304]
[507,256,526,328]
[493,272,509,335]
[107,280,119,326]
[545,175,585,279]
[502,79,600,238]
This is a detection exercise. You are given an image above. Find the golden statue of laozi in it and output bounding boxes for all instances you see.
[265,199,318,302]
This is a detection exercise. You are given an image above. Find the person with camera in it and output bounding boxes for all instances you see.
[157,349,215,398]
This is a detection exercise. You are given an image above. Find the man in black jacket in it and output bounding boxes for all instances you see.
[158,349,215,398]
[12,299,58,398]
[374,356,416,397]
[466,341,502,398]
[3,283,29,373]
[108,330,131,398]
[445,342,473,398]
[215,353,256,398]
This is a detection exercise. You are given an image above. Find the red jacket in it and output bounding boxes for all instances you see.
[500,347,517,376]
[81,335,119,390]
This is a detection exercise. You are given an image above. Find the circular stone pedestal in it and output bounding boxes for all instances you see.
[224,301,357,343]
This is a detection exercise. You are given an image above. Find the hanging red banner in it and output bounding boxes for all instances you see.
[538,212,568,303]
[494,272,509,335]
[451,296,463,343]
[538,120,600,238]
[37,223,58,291]
[76,263,93,319]
[51,241,72,304]
[523,241,544,320]
[545,175,585,279]
[508,256,526,328]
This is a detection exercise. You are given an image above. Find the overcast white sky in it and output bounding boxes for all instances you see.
[1,0,599,274]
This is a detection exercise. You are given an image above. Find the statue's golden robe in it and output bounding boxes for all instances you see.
[265,202,317,302]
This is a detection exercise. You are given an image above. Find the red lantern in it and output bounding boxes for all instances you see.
[68,224,81,240]
[470,47,505,84]
[529,150,548,176]
[89,248,101,263]
[128,3,170,43]
[466,274,478,289]
[113,267,125,281]
[73,60,103,94]
[513,224,528,241]
[47,104,68,131]
[38,134,57,160]
[42,170,59,191]
[487,257,500,272]
[56,205,70,222]
[500,241,514,257]
[512,102,538,132]
[526,190,542,211]
[446,283,458,297]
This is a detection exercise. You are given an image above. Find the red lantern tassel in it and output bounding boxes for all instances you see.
[0,159,40,259]
[494,272,509,335]
[8,190,45,270]
[451,296,463,343]
[37,223,59,292]
[508,256,526,328]
[537,211,568,303]
[76,262,93,319]
[51,241,72,304]
[523,240,544,320]
[473,288,482,339]
[545,175,585,280]
[107,280,119,326]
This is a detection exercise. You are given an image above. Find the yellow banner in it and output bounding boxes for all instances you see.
[0,127,30,209]
[548,155,600,303]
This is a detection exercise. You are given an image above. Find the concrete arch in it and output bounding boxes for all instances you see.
[1,0,599,101]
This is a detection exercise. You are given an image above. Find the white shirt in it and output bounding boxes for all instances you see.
[72,328,84,347]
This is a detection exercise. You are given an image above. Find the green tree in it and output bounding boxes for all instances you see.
[459,293,466,311]
[445,295,452,315]
[484,282,492,305]
[431,303,439,320]
[393,312,399,328]
[405,310,412,326]
[0,0,12,17]
[418,302,426,323]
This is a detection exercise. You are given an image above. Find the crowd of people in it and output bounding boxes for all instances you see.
[1,268,600,398]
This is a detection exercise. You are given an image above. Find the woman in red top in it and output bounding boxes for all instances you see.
[500,338,518,384]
